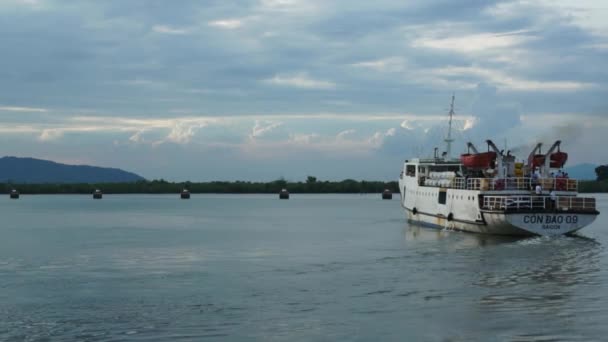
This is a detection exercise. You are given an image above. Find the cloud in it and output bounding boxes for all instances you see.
[259,0,317,13]
[462,118,476,131]
[208,19,243,30]
[163,122,207,145]
[264,73,337,89]
[0,0,606,180]
[128,130,145,143]
[336,129,356,140]
[152,25,190,35]
[38,129,63,141]
[413,31,535,54]
[431,66,593,91]
[401,120,414,130]
[351,57,407,72]
[249,120,283,139]
[288,132,320,145]
[0,106,48,112]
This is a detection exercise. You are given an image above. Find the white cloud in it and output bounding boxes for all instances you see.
[431,66,593,91]
[413,30,535,54]
[0,106,48,112]
[250,120,283,139]
[351,57,407,72]
[38,129,63,141]
[539,0,608,34]
[336,129,356,140]
[208,19,243,30]
[152,25,189,34]
[258,0,317,13]
[462,118,476,131]
[129,130,145,143]
[264,72,336,90]
[367,127,400,147]
[3,0,46,9]
[288,132,319,145]
[401,120,414,130]
[164,122,206,144]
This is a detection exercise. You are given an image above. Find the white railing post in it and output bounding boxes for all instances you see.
[583,197,586,210]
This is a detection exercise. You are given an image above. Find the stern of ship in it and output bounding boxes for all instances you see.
[482,195,599,236]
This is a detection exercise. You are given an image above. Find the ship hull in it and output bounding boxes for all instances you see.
[404,207,598,236]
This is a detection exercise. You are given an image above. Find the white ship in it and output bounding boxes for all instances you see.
[398,96,599,236]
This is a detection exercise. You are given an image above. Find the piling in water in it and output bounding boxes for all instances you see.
[279,189,289,200]
[93,189,103,199]
[181,189,190,199]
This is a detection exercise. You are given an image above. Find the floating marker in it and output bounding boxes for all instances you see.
[93,189,103,199]
[9,189,19,199]
[279,188,289,200]
[382,189,393,200]
[180,189,190,199]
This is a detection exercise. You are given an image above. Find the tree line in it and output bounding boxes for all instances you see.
[1,177,400,194]
[570,165,608,193]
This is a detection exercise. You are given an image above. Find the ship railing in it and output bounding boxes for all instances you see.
[538,177,578,192]
[482,195,596,212]
[467,177,578,192]
[419,176,578,192]
[467,177,533,191]
[452,177,467,189]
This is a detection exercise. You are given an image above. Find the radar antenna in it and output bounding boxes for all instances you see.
[444,94,455,160]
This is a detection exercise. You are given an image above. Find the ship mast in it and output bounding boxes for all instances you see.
[444,94,455,160]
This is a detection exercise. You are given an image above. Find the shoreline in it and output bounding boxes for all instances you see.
[2,179,606,194]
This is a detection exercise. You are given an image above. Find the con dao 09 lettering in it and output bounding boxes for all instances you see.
[523,215,578,225]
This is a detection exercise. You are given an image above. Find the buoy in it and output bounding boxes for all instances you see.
[180,189,190,199]
[93,189,103,199]
[9,189,19,199]
[279,188,289,199]
[382,189,393,200]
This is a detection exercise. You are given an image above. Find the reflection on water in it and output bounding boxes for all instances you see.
[403,218,606,340]
[404,222,523,247]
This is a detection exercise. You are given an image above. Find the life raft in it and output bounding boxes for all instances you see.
[460,151,497,169]
[530,152,568,168]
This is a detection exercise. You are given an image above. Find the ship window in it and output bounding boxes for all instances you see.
[406,165,416,177]
[438,191,447,205]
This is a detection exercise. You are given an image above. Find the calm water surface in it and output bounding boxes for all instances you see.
[1,194,607,341]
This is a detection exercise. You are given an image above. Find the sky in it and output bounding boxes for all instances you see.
[0,0,607,181]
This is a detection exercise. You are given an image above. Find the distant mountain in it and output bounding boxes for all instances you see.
[0,156,145,183]
[565,163,597,180]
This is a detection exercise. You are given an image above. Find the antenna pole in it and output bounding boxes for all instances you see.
[444,94,455,159]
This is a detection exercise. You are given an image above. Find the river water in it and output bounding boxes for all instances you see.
[0,194,607,341]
